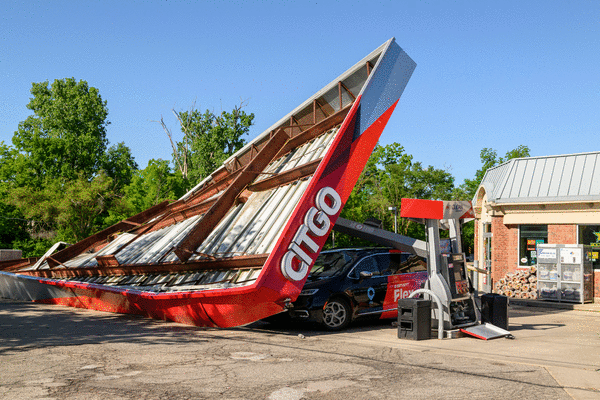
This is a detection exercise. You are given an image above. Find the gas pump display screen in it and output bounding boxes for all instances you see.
[454,267,463,283]
[449,253,469,298]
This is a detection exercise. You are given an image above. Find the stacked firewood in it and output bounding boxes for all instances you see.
[495,266,538,299]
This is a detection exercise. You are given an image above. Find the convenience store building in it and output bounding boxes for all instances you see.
[473,151,600,301]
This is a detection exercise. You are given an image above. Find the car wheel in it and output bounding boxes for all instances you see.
[322,298,352,331]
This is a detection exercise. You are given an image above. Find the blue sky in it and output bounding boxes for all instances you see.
[1,0,599,185]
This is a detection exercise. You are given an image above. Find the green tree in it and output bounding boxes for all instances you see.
[3,78,139,250]
[169,105,254,188]
[12,78,110,184]
[0,203,29,249]
[0,142,32,250]
[362,144,453,236]
[126,159,185,212]
[102,142,138,190]
[454,145,530,200]
[106,159,186,226]
[329,143,455,248]
[9,173,117,243]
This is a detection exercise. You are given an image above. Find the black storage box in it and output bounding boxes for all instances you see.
[397,298,431,340]
[480,293,509,330]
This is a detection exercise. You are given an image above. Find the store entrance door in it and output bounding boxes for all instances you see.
[482,222,492,292]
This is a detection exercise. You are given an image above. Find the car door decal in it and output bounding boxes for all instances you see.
[367,287,375,302]
[380,271,428,319]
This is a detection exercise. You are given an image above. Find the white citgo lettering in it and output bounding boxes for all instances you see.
[281,250,309,281]
[289,242,312,265]
[304,208,330,237]
[280,186,342,282]
[292,225,319,253]
[315,186,342,216]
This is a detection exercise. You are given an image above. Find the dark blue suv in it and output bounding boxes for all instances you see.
[286,248,428,330]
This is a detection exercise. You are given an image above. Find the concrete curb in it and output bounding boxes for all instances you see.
[508,298,600,313]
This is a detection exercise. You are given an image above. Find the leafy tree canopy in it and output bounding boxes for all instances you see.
[105,159,186,226]
[8,173,117,243]
[102,142,138,190]
[170,105,254,188]
[454,145,530,200]
[331,143,455,248]
[131,160,183,211]
[12,78,110,184]
[1,78,138,252]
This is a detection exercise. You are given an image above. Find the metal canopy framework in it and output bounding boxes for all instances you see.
[0,38,416,328]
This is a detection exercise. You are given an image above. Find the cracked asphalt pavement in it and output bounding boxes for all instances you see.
[1,299,598,399]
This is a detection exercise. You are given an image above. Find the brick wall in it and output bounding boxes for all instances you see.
[490,216,519,283]
[487,223,579,287]
[548,224,577,244]
[594,270,600,300]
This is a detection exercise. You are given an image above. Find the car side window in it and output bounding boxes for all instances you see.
[349,255,379,279]
[388,253,414,274]
[375,254,392,276]
[388,253,403,274]
[397,255,428,273]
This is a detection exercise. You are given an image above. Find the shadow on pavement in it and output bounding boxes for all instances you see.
[1,297,581,353]
[1,298,380,354]
[508,322,565,332]
[0,299,209,353]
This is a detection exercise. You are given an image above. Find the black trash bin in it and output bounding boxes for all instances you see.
[397,298,431,340]
[480,293,509,330]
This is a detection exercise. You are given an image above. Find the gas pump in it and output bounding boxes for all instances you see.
[442,252,477,327]
[401,199,478,330]
[334,199,505,338]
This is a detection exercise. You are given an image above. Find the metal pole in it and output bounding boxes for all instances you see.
[448,218,461,254]
[426,219,442,275]
[388,206,398,234]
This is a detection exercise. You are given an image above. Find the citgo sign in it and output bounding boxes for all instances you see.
[280,187,341,281]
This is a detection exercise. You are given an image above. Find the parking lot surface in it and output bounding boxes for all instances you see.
[1,298,599,400]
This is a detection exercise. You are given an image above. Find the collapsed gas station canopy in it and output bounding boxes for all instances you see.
[0,38,416,328]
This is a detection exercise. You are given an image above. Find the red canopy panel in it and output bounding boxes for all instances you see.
[400,199,475,220]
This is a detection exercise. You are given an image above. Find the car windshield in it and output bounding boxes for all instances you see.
[308,251,353,279]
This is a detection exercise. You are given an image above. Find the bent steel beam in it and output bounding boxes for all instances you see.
[174,128,290,263]
[333,217,427,258]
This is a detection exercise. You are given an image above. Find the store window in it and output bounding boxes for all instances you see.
[519,225,548,266]
[578,225,600,268]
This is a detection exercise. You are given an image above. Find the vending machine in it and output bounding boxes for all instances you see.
[537,244,594,304]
